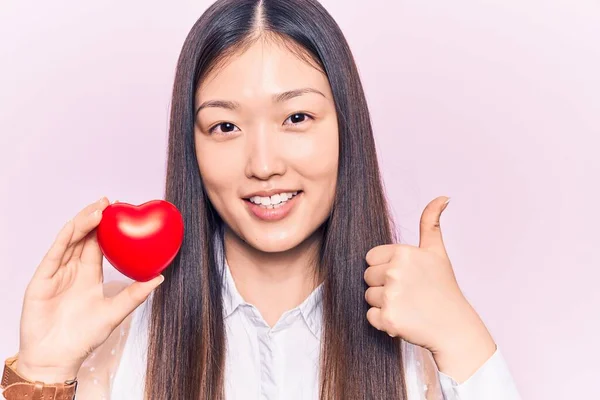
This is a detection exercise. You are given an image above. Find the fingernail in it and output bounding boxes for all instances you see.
[157,275,165,284]
[442,197,451,211]
[98,196,106,203]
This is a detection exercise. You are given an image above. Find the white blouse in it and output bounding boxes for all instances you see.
[77,262,521,400]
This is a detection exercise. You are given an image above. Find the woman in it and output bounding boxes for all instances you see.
[3,0,521,399]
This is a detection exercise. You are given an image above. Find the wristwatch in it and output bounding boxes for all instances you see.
[1,355,77,400]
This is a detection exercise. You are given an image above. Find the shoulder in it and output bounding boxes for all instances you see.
[76,280,135,398]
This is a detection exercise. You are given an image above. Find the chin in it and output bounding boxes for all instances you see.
[222,203,327,254]
[244,230,307,253]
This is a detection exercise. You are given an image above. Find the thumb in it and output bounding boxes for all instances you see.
[109,274,164,326]
[418,196,450,255]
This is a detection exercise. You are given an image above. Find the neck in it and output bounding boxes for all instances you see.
[223,226,322,327]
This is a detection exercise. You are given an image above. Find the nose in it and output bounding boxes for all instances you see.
[244,123,287,180]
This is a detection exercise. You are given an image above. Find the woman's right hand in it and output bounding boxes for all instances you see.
[16,196,164,383]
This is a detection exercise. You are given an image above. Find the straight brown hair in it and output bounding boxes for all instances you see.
[145,0,407,398]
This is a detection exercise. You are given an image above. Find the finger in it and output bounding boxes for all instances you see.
[71,210,101,258]
[108,275,165,326]
[34,219,76,280]
[69,197,110,247]
[62,208,103,264]
[79,198,117,264]
[66,198,110,262]
[365,244,396,266]
[81,200,119,262]
[363,264,388,287]
[80,230,104,282]
[418,196,450,256]
[81,228,103,266]
[365,286,385,308]
[366,307,384,331]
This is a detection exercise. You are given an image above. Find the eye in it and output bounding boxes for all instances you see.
[207,113,313,135]
[208,122,240,135]
[284,112,314,126]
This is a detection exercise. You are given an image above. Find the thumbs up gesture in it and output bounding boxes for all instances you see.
[364,196,497,381]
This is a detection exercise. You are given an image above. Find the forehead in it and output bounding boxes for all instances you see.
[196,39,332,101]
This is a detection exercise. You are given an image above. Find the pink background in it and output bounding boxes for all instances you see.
[1,1,598,398]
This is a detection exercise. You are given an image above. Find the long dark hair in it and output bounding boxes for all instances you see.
[146,0,406,398]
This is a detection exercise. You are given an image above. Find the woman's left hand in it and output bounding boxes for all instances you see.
[364,196,497,381]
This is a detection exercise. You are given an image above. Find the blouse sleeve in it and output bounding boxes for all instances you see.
[402,341,521,400]
[75,281,132,400]
[437,346,522,400]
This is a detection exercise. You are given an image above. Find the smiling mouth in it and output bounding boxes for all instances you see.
[244,191,301,209]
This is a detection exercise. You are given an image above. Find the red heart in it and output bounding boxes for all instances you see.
[97,200,184,282]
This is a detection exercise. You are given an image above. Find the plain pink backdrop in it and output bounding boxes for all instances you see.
[1,1,598,399]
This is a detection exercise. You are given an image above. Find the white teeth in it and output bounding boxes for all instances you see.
[248,191,299,207]
[271,194,282,204]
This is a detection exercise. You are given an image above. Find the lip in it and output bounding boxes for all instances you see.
[244,192,302,222]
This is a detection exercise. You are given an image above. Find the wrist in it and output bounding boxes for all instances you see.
[431,309,497,383]
[14,358,79,384]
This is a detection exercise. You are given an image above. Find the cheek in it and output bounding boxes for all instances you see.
[195,138,242,205]
[287,123,339,190]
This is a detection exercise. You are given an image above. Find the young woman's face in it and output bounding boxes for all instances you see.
[194,38,339,253]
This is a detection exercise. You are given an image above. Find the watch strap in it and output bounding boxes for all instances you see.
[2,356,77,400]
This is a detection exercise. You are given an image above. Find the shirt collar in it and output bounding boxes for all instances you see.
[221,260,324,339]
[221,259,246,319]
[298,281,324,339]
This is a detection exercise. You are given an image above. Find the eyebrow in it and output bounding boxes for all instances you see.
[195,88,326,116]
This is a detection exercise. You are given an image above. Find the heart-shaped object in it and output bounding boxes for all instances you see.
[97,200,184,282]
